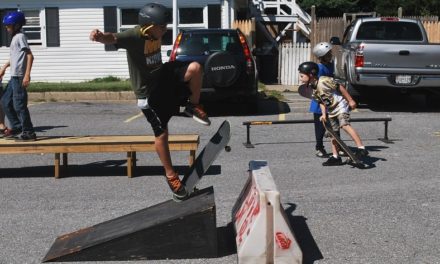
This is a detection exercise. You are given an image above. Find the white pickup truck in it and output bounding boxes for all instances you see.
[331,17,440,99]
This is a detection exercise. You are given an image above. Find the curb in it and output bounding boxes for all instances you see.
[28,85,298,102]
[28,91,135,102]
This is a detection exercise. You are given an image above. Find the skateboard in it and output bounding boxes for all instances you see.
[298,84,313,99]
[321,120,365,168]
[182,120,231,196]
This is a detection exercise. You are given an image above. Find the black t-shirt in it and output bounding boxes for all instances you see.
[115,26,162,98]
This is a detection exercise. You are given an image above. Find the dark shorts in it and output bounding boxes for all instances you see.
[143,61,192,137]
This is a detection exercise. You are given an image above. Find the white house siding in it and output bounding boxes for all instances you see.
[0,0,226,82]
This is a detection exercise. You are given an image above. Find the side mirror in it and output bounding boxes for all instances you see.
[330,37,341,45]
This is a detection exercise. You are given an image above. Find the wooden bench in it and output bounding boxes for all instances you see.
[0,135,199,178]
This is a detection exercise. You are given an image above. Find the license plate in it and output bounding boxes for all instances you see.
[395,75,412,84]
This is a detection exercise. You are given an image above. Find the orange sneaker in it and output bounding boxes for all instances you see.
[183,103,211,126]
[165,172,188,202]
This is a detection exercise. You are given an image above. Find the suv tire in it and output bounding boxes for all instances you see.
[204,51,240,87]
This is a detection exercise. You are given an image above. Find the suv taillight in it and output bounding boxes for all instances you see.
[238,31,253,73]
[169,32,183,62]
[355,44,365,67]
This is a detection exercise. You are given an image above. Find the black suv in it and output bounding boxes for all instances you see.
[168,29,258,106]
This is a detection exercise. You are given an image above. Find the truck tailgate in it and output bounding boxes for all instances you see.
[362,43,440,70]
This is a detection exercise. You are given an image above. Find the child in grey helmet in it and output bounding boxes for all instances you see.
[310,42,334,158]
[298,61,368,166]
[90,3,211,201]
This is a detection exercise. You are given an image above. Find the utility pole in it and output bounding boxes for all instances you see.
[173,0,178,41]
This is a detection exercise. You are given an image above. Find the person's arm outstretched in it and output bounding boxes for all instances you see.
[89,29,117,45]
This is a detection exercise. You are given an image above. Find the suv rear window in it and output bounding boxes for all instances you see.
[177,31,242,56]
[356,21,423,41]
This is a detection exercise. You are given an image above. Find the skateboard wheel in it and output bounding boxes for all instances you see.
[224,146,231,152]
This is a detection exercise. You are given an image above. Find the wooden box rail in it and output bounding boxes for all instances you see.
[0,135,200,178]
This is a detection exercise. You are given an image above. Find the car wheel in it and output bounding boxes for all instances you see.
[204,51,240,87]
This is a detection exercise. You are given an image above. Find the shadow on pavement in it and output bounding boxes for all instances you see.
[201,93,290,117]
[0,161,221,178]
[284,203,323,264]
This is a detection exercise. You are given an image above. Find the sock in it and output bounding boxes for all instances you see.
[358,146,365,149]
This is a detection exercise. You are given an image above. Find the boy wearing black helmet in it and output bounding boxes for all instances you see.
[89,3,210,201]
[0,10,36,141]
[298,61,368,166]
[310,42,334,158]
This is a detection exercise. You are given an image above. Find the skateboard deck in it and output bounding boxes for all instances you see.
[298,84,313,99]
[322,120,364,168]
[182,120,231,195]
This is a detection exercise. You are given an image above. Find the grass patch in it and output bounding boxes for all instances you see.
[258,82,284,101]
[28,76,131,92]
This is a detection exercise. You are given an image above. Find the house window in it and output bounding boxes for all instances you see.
[120,8,173,45]
[179,8,203,24]
[22,9,42,46]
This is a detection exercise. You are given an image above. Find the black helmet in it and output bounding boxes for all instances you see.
[298,61,319,76]
[138,3,172,26]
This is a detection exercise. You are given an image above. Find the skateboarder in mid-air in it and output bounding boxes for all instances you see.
[298,61,368,166]
[90,3,211,200]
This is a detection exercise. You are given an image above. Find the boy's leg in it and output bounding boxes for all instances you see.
[12,79,35,134]
[1,79,21,132]
[0,105,6,130]
[184,62,202,104]
[141,107,187,200]
[339,113,364,147]
[341,124,363,147]
[154,129,174,176]
[314,113,326,156]
[322,117,344,166]
[339,113,368,157]
[181,62,210,125]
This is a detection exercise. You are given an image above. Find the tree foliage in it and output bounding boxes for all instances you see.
[297,0,440,17]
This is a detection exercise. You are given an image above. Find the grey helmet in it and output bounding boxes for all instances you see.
[298,61,319,76]
[138,3,172,26]
[313,42,333,57]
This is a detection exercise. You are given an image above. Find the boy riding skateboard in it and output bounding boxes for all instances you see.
[298,61,368,166]
[90,3,211,201]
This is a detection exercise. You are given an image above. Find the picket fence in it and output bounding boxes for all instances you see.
[278,42,311,85]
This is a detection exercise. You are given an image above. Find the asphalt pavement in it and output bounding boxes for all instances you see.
[1,90,439,264]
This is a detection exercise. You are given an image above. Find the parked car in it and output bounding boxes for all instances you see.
[331,17,440,101]
[167,28,258,107]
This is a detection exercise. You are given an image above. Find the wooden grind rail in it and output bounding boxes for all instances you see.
[0,135,199,178]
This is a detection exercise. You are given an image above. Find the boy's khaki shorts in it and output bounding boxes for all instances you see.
[328,112,351,134]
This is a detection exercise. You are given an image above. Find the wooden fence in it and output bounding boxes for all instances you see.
[311,17,440,49]
[232,19,256,48]
[278,42,311,85]
[234,16,440,85]
[423,21,440,42]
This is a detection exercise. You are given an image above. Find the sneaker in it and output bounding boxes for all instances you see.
[184,103,211,126]
[338,150,348,157]
[15,132,37,142]
[356,148,369,159]
[322,156,344,166]
[165,172,188,202]
[315,148,327,158]
[3,128,20,140]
